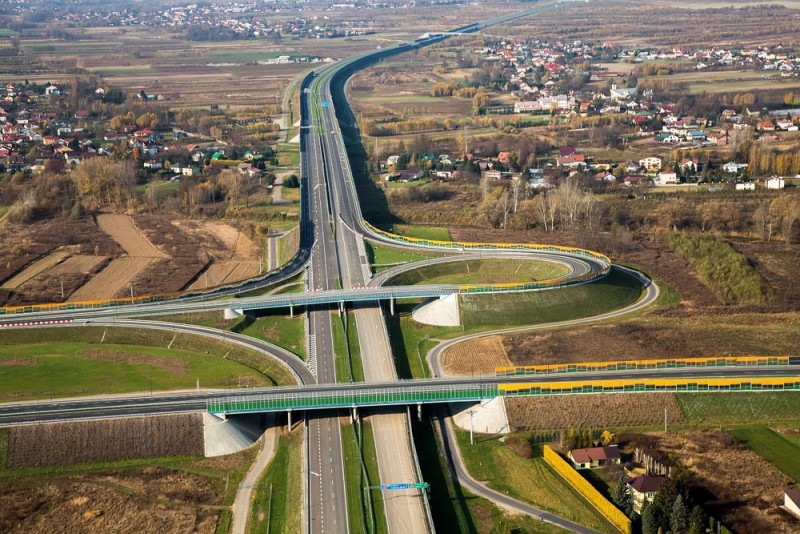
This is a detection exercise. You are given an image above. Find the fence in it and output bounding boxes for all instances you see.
[496,356,793,377]
[542,445,631,534]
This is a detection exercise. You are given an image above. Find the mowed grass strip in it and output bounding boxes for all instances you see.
[365,241,436,271]
[455,430,614,533]
[460,268,644,329]
[385,259,571,286]
[0,342,271,400]
[248,429,302,534]
[390,224,452,242]
[728,426,800,482]
[676,392,800,425]
[230,310,306,359]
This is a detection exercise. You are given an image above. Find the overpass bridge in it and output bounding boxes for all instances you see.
[207,376,800,416]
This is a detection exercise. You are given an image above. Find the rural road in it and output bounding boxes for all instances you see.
[435,413,602,534]
[231,415,279,534]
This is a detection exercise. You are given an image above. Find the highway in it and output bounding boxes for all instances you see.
[301,71,350,534]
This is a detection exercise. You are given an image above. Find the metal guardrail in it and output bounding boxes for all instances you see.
[496,356,793,376]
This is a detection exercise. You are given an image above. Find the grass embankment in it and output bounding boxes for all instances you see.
[677,392,800,426]
[164,306,306,359]
[455,430,614,533]
[342,420,387,534]
[728,426,800,482]
[365,241,436,272]
[412,417,564,533]
[333,310,365,382]
[385,258,571,286]
[390,224,452,242]
[0,327,295,400]
[386,302,460,379]
[664,233,771,305]
[248,429,303,534]
[460,268,644,329]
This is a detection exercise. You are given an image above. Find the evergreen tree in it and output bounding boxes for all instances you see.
[613,472,628,507]
[688,505,707,534]
[642,502,660,534]
[670,494,691,533]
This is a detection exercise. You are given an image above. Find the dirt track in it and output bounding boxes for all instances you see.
[96,214,166,258]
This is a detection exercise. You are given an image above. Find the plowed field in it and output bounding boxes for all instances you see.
[1,250,70,289]
[186,261,261,290]
[505,393,686,431]
[441,335,511,375]
[68,257,155,301]
[96,214,166,258]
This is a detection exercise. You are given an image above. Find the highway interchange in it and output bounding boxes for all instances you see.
[3,7,800,534]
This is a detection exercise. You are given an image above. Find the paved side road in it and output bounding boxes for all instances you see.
[435,412,602,534]
[231,416,279,534]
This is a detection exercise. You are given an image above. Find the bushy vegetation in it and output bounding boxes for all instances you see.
[664,233,771,305]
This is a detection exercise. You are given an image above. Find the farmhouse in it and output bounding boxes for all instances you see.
[722,161,748,174]
[568,445,621,470]
[628,475,664,513]
[653,171,678,186]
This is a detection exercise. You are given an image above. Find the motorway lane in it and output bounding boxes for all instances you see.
[304,72,351,534]
[318,75,435,533]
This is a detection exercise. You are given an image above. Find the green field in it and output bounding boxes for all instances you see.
[275,144,300,167]
[728,426,800,482]
[460,268,644,329]
[455,430,614,533]
[385,258,571,286]
[248,429,303,534]
[677,392,800,425]
[0,326,297,400]
[230,310,306,359]
[0,342,270,400]
[342,421,387,534]
[0,29,19,37]
[365,241,437,271]
[391,224,452,242]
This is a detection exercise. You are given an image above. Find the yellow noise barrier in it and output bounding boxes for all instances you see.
[499,377,800,394]
[496,356,791,375]
[543,445,632,534]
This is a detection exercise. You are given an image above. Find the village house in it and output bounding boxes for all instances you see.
[735,182,755,191]
[638,156,662,172]
[628,475,664,514]
[653,171,678,186]
[568,445,621,470]
[722,162,748,174]
[765,176,785,189]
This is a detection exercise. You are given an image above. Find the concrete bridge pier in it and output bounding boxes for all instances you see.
[287,409,293,430]
[338,301,345,315]
[389,297,395,316]
[417,403,422,422]
[351,407,359,423]
[289,303,294,318]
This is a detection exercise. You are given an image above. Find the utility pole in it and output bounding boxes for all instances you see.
[60,278,64,300]
[468,409,476,446]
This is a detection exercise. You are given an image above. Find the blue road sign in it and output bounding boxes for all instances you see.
[322,101,329,107]
[382,483,411,490]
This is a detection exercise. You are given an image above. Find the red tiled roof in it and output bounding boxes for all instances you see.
[569,446,621,463]
[628,475,664,493]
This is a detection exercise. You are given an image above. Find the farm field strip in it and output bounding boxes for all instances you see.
[1,251,70,289]
[67,257,155,301]
[96,214,167,258]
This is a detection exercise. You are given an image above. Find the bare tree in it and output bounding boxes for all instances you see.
[500,190,513,229]
[784,198,800,246]
[510,177,525,213]
[753,202,770,241]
